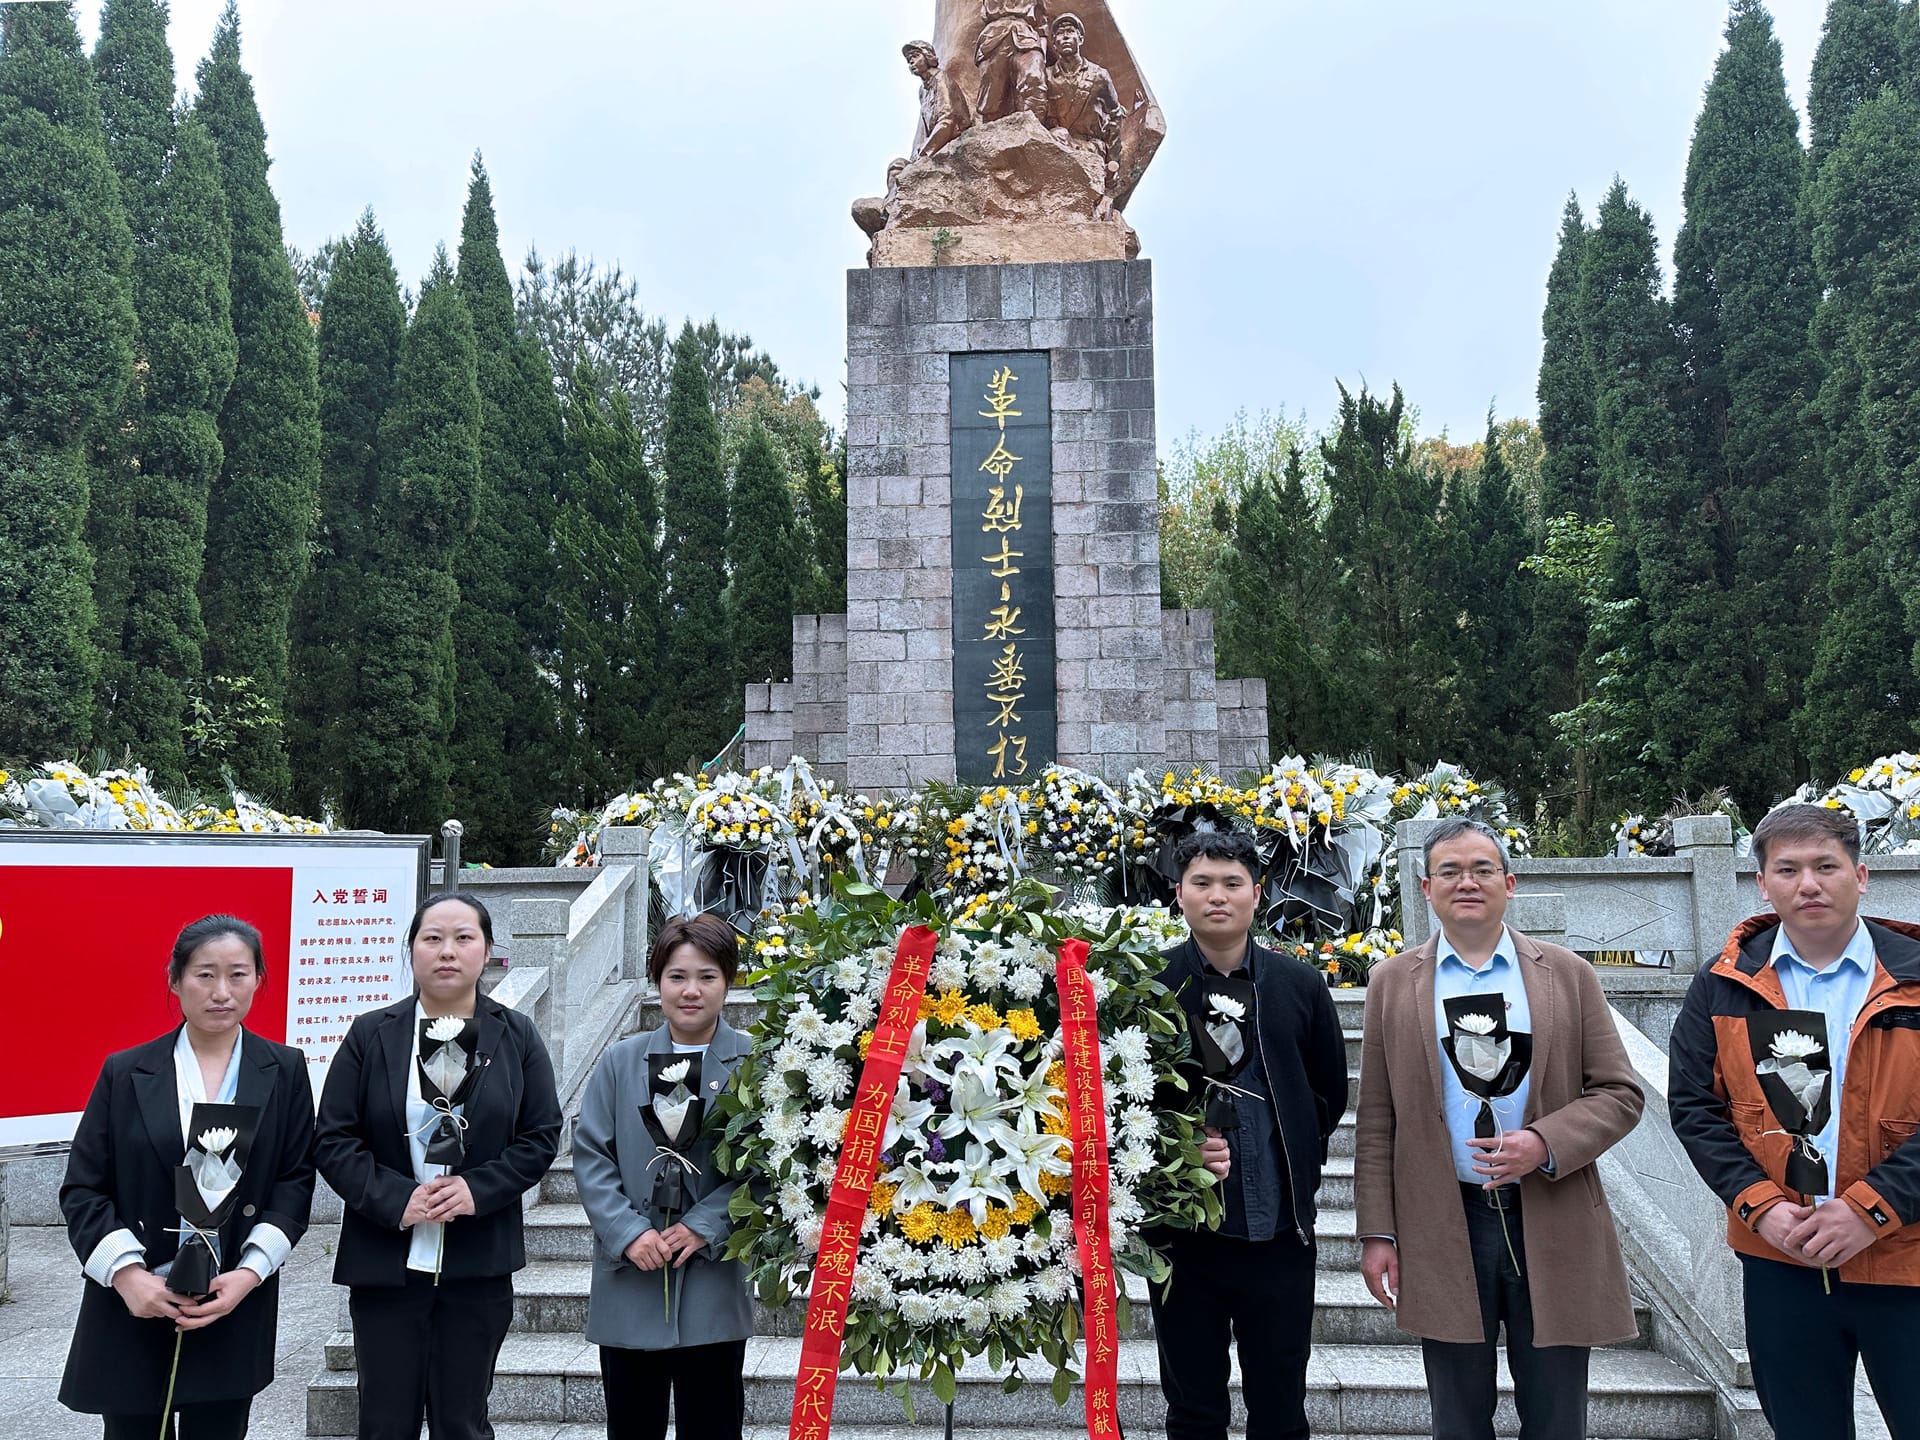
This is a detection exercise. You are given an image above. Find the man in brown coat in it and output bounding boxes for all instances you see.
[1355,817,1644,1440]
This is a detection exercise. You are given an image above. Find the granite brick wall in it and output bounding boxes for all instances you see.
[1161,610,1220,775]
[845,260,1165,791]
[791,614,849,788]
[741,682,794,773]
[1216,677,1271,777]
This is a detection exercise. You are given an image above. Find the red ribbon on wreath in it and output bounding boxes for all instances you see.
[788,924,938,1440]
[1056,937,1122,1440]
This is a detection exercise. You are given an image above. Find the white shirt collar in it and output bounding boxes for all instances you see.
[172,1026,245,1144]
[1769,917,1873,974]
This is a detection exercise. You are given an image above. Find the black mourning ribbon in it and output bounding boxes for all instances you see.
[416,1017,482,1166]
[168,1102,262,1298]
[1747,1009,1834,1200]
[640,1052,708,1218]
[691,846,773,937]
[1190,973,1257,1132]
[1256,829,1350,935]
[1439,995,1533,1143]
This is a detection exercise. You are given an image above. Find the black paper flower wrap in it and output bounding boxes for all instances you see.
[1189,973,1257,1132]
[168,1102,262,1298]
[1125,801,1231,906]
[1747,1009,1833,1200]
[640,1052,707,1217]
[416,1016,483,1166]
[690,847,774,936]
[1439,996,1533,1144]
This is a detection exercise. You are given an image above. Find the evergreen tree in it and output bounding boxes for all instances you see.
[1454,420,1539,798]
[449,155,562,863]
[1580,181,1743,806]
[0,2,135,758]
[286,211,405,815]
[1808,0,1907,173]
[727,423,801,685]
[194,1,320,797]
[805,435,849,615]
[1801,85,1920,770]
[342,252,479,832]
[1317,384,1449,771]
[554,362,663,800]
[1537,196,1599,522]
[1214,446,1340,750]
[1672,0,1823,809]
[656,323,736,769]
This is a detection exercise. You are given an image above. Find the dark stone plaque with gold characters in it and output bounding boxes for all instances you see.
[950,352,1056,785]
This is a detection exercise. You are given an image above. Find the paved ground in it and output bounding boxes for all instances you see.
[0,1224,341,1440]
[0,1223,1898,1440]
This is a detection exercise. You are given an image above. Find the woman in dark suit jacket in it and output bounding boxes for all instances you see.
[59,914,316,1440]
[315,892,561,1440]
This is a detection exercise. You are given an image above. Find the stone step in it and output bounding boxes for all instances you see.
[307,1335,1713,1436]
[500,1259,1649,1351]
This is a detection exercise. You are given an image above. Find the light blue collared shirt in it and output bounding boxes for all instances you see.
[1435,926,1532,1185]
[1771,919,1876,1201]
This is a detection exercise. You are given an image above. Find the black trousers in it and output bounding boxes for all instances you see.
[598,1339,748,1440]
[1420,1183,1589,1440]
[1149,1227,1316,1440]
[1743,1252,1920,1438]
[348,1272,514,1440]
[102,1399,251,1440]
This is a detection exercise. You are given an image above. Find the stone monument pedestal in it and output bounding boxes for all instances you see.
[741,259,1270,790]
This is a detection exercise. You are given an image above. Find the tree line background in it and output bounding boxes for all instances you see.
[1177,0,1920,849]
[4,0,1919,863]
[0,0,844,863]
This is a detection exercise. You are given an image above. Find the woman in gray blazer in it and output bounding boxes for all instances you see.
[574,913,754,1440]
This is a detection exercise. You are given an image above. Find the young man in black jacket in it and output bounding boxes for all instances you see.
[1149,830,1350,1440]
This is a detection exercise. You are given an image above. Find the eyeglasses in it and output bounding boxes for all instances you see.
[1430,864,1504,885]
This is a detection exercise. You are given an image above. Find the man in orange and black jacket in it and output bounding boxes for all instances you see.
[1670,803,1920,1435]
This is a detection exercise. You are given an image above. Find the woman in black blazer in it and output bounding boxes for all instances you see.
[315,892,561,1440]
[58,914,317,1440]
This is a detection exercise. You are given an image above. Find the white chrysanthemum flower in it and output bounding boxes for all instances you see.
[845,996,878,1028]
[426,1016,466,1044]
[763,1110,805,1145]
[929,952,971,992]
[1116,1144,1156,1180]
[821,1021,858,1051]
[1454,1012,1498,1036]
[935,1290,969,1321]
[788,1003,829,1046]
[806,1056,853,1102]
[766,1139,797,1170]
[1206,994,1246,1023]
[1089,971,1114,1003]
[1006,966,1045,1001]
[759,1073,791,1107]
[1771,1029,1822,1060]
[1121,1108,1159,1143]
[898,1293,938,1326]
[1033,1265,1076,1301]
[894,1246,930,1280]
[808,1106,849,1149]
[928,1247,960,1281]
[851,1263,894,1306]
[815,1155,839,1184]
[970,946,1008,989]
[1110,1185,1145,1227]
[1020,1229,1052,1261]
[832,958,868,993]
[796,1214,825,1256]
[777,1184,813,1224]
[1107,1027,1150,1065]
[989,1278,1029,1318]
[868,1236,909,1273]
[962,1298,993,1334]
[772,1041,810,1074]
[1118,1061,1156,1101]
[659,1058,692,1086]
[981,1235,1022,1275]
[197,1126,237,1155]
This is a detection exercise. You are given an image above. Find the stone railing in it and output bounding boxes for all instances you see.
[500,825,651,1126]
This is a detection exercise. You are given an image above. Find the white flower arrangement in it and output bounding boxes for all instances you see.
[0,760,326,836]
[1454,1011,1498,1036]
[1206,994,1246,1024]
[426,1016,466,1044]
[659,1057,693,1086]
[711,883,1221,1400]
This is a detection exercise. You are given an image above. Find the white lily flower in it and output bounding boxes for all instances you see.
[991,1116,1075,1202]
[934,1072,1022,1148]
[884,1080,937,1153]
[945,1142,1016,1223]
[426,1016,466,1044]
[927,1026,1023,1094]
[891,1155,951,1211]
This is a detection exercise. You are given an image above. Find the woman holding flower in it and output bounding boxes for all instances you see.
[574,914,753,1440]
[315,894,561,1440]
[58,914,317,1440]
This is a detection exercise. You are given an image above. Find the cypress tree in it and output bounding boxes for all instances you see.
[1537,196,1599,521]
[194,1,320,798]
[1213,447,1339,752]
[554,362,663,800]
[449,155,561,863]
[286,211,405,815]
[1815,88,1920,750]
[1456,420,1538,797]
[727,423,801,685]
[657,322,736,769]
[1808,0,1906,173]
[342,252,480,832]
[0,2,135,759]
[1672,0,1823,809]
[805,436,849,615]
[1580,181,1743,805]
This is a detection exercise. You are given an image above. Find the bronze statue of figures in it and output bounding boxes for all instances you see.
[1045,14,1121,155]
[905,40,969,160]
[974,0,1049,123]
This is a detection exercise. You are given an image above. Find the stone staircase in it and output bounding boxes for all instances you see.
[307,990,1718,1438]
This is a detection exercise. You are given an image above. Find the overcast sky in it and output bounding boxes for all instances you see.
[73,0,1828,447]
